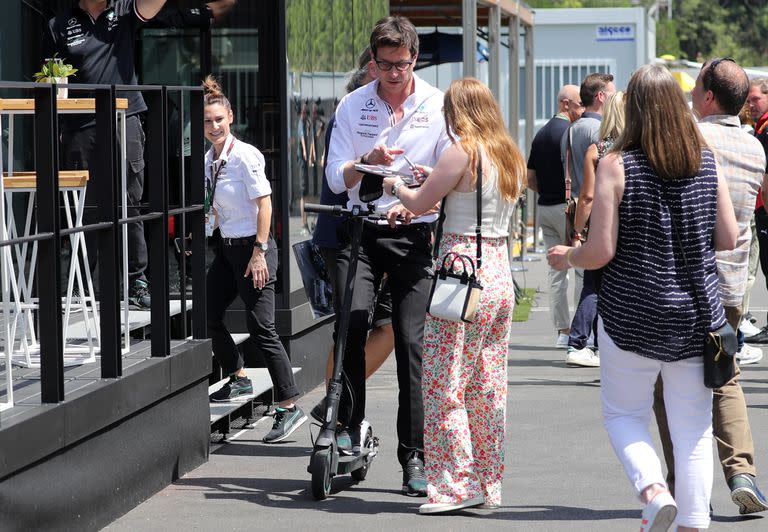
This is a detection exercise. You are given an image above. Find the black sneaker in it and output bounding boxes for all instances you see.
[209,376,253,402]
[129,279,151,309]
[263,405,308,443]
[729,473,768,514]
[402,451,427,497]
[746,326,768,344]
[310,397,327,423]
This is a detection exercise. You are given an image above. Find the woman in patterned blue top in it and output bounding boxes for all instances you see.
[548,65,738,531]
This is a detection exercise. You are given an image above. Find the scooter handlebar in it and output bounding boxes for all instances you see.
[303,203,406,222]
[303,203,343,215]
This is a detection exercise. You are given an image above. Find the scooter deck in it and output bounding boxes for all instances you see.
[337,448,375,474]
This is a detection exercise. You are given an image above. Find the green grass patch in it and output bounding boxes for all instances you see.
[512,288,536,322]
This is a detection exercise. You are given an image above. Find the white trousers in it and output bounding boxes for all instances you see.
[598,319,713,529]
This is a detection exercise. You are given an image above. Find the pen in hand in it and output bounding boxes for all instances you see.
[402,154,426,182]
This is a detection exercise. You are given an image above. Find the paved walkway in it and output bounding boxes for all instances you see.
[107,250,768,531]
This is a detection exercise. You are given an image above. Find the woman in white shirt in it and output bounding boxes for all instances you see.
[203,76,306,443]
[383,77,526,514]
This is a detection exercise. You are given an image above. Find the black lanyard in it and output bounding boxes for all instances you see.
[205,138,236,213]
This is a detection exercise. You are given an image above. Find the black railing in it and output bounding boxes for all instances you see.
[0,80,206,403]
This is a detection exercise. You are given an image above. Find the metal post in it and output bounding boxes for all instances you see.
[34,85,64,403]
[462,0,477,78]
[95,86,121,378]
[488,4,501,100]
[514,23,540,263]
[189,88,207,339]
[508,14,520,143]
[145,88,170,357]
[174,90,189,340]
[524,24,535,163]
[509,199,527,272]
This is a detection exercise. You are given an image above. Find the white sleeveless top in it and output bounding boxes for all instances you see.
[442,163,514,238]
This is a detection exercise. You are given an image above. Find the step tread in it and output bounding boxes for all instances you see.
[209,367,301,423]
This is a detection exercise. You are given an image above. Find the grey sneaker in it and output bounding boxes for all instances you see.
[729,473,768,514]
[263,406,308,443]
[402,451,427,497]
[129,279,151,309]
[210,376,253,402]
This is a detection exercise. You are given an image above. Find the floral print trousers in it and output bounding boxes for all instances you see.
[422,233,514,506]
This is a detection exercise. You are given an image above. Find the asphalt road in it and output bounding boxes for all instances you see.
[107,251,768,531]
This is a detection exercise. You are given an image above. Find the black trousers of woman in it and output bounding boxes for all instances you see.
[206,237,298,403]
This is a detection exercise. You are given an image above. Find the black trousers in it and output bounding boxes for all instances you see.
[60,115,148,282]
[335,221,433,465]
[206,237,298,402]
[755,208,768,304]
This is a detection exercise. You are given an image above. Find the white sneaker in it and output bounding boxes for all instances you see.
[419,496,484,514]
[640,490,677,532]
[555,333,569,349]
[740,320,763,338]
[737,344,763,365]
[566,346,600,367]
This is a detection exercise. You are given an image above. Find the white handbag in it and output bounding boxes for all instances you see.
[427,155,484,323]
[428,253,483,322]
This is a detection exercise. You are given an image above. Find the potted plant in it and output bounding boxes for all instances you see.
[33,55,78,99]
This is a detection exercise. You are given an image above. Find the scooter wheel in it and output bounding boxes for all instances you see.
[350,426,373,482]
[310,448,333,500]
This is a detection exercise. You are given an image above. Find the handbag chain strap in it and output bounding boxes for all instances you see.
[432,151,483,269]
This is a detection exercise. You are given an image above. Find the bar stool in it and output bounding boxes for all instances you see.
[2,170,99,367]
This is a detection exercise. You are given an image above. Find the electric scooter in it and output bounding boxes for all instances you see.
[303,202,388,500]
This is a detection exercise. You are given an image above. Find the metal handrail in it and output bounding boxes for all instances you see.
[0,82,206,407]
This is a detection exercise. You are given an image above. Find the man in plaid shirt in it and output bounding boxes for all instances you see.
[655,57,768,516]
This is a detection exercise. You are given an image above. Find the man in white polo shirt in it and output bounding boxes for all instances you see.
[325,15,450,497]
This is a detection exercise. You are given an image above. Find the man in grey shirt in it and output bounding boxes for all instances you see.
[561,73,615,201]
[559,72,615,367]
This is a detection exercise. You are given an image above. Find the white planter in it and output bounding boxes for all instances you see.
[42,77,68,99]
[53,77,68,99]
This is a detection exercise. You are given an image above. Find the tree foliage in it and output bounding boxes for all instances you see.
[286,0,388,73]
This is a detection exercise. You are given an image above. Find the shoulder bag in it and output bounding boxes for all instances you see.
[564,127,578,244]
[426,155,483,323]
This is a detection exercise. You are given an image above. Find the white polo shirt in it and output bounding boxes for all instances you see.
[205,135,272,238]
[326,74,451,222]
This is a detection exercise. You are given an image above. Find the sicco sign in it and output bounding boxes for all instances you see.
[595,25,635,42]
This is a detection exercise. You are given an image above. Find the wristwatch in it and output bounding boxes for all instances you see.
[391,180,405,198]
[254,240,269,252]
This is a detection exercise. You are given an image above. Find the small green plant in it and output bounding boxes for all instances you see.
[33,54,78,82]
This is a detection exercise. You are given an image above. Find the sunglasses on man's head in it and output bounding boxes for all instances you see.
[707,57,735,72]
